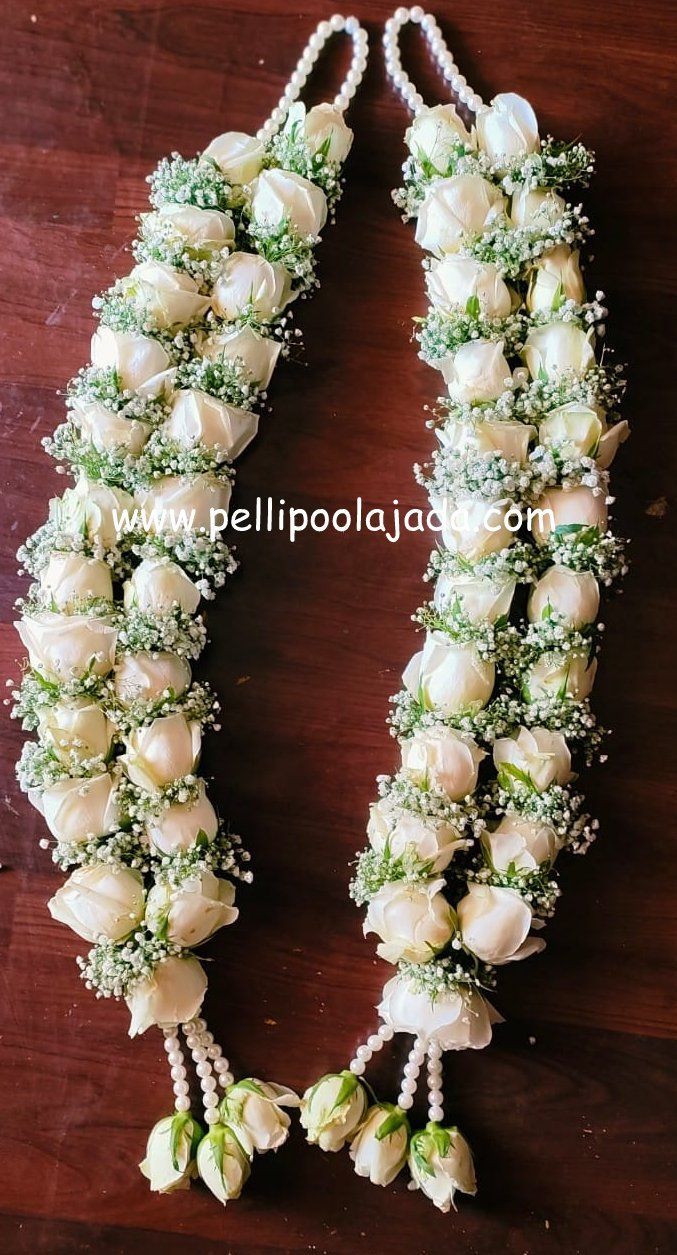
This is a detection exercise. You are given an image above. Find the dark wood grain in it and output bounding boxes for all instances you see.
[1,2,676,1252]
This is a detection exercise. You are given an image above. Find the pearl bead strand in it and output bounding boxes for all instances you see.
[382,7,485,117]
[426,1040,445,1124]
[396,1036,426,1112]
[348,1021,394,1075]
[163,1026,192,1115]
[257,15,369,144]
[182,1017,233,1127]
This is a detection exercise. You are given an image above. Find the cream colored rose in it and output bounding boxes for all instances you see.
[403,633,495,716]
[201,130,265,185]
[38,696,113,765]
[523,322,596,380]
[165,389,259,459]
[31,771,119,845]
[146,781,218,855]
[136,473,232,534]
[457,884,544,964]
[140,1113,201,1194]
[378,974,502,1049]
[350,1103,409,1187]
[426,255,512,317]
[364,877,454,964]
[196,1124,250,1204]
[596,419,630,469]
[440,416,535,463]
[123,557,200,615]
[436,495,516,559]
[539,401,602,458]
[408,1124,476,1212]
[440,339,513,404]
[144,203,235,252]
[90,326,173,396]
[415,174,506,254]
[70,398,151,455]
[39,552,113,610]
[406,103,474,171]
[220,1079,299,1155]
[211,252,293,322]
[484,813,561,872]
[201,324,281,389]
[127,954,207,1037]
[476,92,539,168]
[16,612,117,682]
[55,476,135,549]
[511,186,565,228]
[400,725,485,800]
[250,168,328,238]
[434,571,516,624]
[367,800,468,873]
[524,650,597,700]
[528,565,600,627]
[531,485,608,545]
[493,726,572,791]
[118,262,210,330]
[48,864,144,942]
[291,101,353,163]
[527,245,586,313]
[146,871,237,947]
[300,1072,368,1152]
[113,651,191,707]
[122,713,201,791]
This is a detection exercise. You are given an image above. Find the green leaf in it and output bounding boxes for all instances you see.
[170,1113,189,1172]
[376,1107,410,1142]
[498,762,535,791]
[465,294,481,319]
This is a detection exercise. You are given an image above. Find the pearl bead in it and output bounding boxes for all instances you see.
[411,4,424,19]
[167,1050,182,1067]
[429,1103,444,1123]
[207,1044,220,1060]
[163,1035,179,1053]
[398,1094,414,1111]
[203,1091,219,1109]
[367,1034,383,1051]
[196,1061,211,1078]
[349,1059,366,1075]
[318,20,331,37]
[205,1108,220,1126]
[201,1076,217,1094]
[330,13,344,31]
[356,1045,372,1062]
[218,1072,234,1089]
[346,15,359,33]
[174,1095,191,1113]
[214,1056,231,1073]
[194,1019,207,1033]
[170,1065,186,1082]
[430,1088,444,1106]
[378,1024,394,1040]
[184,1035,198,1050]
[401,1077,417,1096]
[173,1080,189,1097]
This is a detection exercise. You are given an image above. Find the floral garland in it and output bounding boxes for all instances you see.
[300,8,628,1211]
[11,15,368,1205]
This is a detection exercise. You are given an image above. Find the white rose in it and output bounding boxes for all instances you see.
[476,92,539,168]
[32,771,119,845]
[408,1124,476,1212]
[523,322,596,380]
[510,185,565,228]
[426,255,512,317]
[70,398,151,455]
[440,339,513,404]
[54,476,135,549]
[527,245,586,313]
[485,813,561,872]
[367,799,468,873]
[439,417,534,463]
[48,864,144,942]
[250,168,327,239]
[113,651,191,707]
[211,252,293,322]
[140,1113,202,1194]
[300,1072,368,1152]
[201,324,281,389]
[349,1104,409,1187]
[220,1079,299,1155]
[165,389,259,459]
[436,495,516,559]
[434,572,516,624]
[596,419,630,469]
[147,781,218,854]
[531,484,608,545]
[126,953,207,1037]
[16,612,117,682]
[400,725,485,800]
[201,130,265,185]
[364,877,454,964]
[136,473,232,534]
[528,565,600,627]
[493,726,572,791]
[122,713,201,791]
[118,262,210,330]
[457,884,544,964]
[378,974,502,1049]
[524,650,597,701]
[38,696,113,765]
[144,203,235,252]
[287,101,353,163]
[39,552,113,610]
[123,557,200,615]
[415,174,506,254]
[403,633,495,715]
[90,326,173,396]
[146,871,238,947]
[539,402,603,458]
[196,1124,251,1204]
[406,103,474,172]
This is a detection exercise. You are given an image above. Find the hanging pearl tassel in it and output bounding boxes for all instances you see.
[183,1018,227,1127]
[349,1021,394,1075]
[397,1036,426,1111]
[426,1041,444,1124]
[163,1025,191,1114]
[382,7,485,116]
[257,14,368,143]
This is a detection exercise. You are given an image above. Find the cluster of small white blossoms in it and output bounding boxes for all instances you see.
[11,92,356,1203]
[300,76,628,1211]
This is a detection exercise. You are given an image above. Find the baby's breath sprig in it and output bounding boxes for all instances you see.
[415,306,525,364]
[175,355,258,409]
[487,777,599,854]
[512,364,626,421]
[114,605,208,661]
[66,366,171,425]
[148,153,235,213]
[43,422,147,490]
[463,204,592,279]
[52,828,151,874]
[136,432,234,482]
[501,138,595,193]
[16,740,109,793]
[350,844,439,905]
[399,952,497,998]
[392,146,489,219]
[78,931,186,1000]
[529,444,609,495]
[378,770,482,835]
[134,214,231,289]
[117,774,202,828]
[154,826,252,889]
[543,524,629,585]
[469,856,561,916]
[106,678,219,736]
[11,669,113,730]
[131,532,238,596]
[418,446,544,504]
[245,215,318,290]
[413,598,500,658]
[424,540,540,586]
[267,125,343,209]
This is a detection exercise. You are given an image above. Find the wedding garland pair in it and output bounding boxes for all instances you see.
[11,15,368,1205]
[300,9,628,1211]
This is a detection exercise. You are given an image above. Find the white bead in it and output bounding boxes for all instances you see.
[170,1065,186,1082]
[174,1095,191,1113]
[346,15,359,33]
[318,20,331,37]
[201,1076,217,1094]
[367,1034,383,1052]
[218,1072,234,1089]
[430,1089,444,1106]
[203,1092,219,1109]
[214,1056,230,1073]
[401,1077,417,1095]
[357,1045,372,1062]
[207,1045,220,1060]
[196,1061,211,1078]
[184,1035,198,1050]
[411,5,424,19]
[429,1103,444,1123]
[205,1108,220,1125]
[173,1080,189,1097]
[163,1035,179,1053]
[379,1023,394,1041]
[195,1019,207,1033]
[167,1050,182,1067]
[349,1059,366,1075]
[398,1093,414,1111]
[330,13,344,30]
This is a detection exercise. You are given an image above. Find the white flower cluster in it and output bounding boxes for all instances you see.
[303,87,628,1210]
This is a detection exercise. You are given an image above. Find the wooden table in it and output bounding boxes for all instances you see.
[1,2,675,1251]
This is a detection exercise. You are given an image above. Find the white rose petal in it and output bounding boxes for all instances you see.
[123,557,200,615]
[528,565,600,627]
[400,725,485,800]
[118,261,210,330]
[296,102,353,162]
[221,1078,299,1155]
[250,168,327,238]
[406,103,474,172]
[122,713,201,791]
[523,322,596,380]
[140,1113,202,1194]
[349,1103,409,1187]
[91,326,174,396]
[426,255,512,317]
[440,417,534,463]
[53,475,135,549]
[378,974,502,1050]
[200,130,265,185]
[511,185,565,228]
[493,726,572,791]
[145,204,235,251]
[436,494,516,560]
[440,339,513,404]
[71,398,151,454]
[202,324,281,389]
[434,571,516,624]
[16,612,117,682]
[196,1124,251,1204]
[525,651,597,701]
[126,954,207,1037]
[458,883,544,964]
[38,696,113,765]
[403,633,495,716]
[165,389,259,460]
[527,245,586,313]
[409,1124,476,1212]
[48,864,144,942]
[300,1072,368,1152]
[485,813,562,872]
[136,473,232,535]
[415,174,506,255]
[31,771,119,846]
[367,800,468,873]
[113,651,191,707]
[211,252,293,322]
[364,877,454,964]
[477,92,539,169]
[146,781,218,854]
[146,871,238,947]
[531,485,608,545]
[39,552,113,611]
